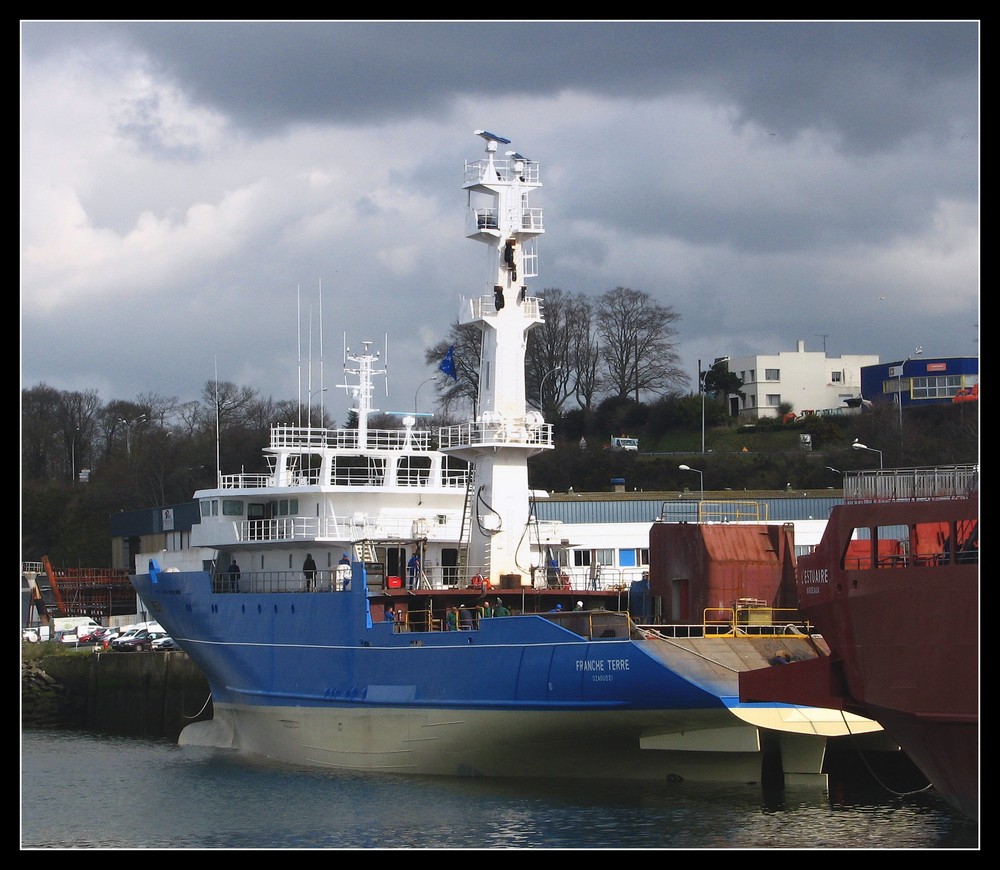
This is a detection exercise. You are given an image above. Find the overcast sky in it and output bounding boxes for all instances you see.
[21,21,979,421]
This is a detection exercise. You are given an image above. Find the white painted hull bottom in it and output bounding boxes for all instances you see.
[179,703,831,787]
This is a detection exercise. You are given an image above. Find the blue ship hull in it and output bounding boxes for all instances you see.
[131,562,870,785]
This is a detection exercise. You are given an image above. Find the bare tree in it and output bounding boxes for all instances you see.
[135,391,181,430]
[59,389,101,482]
[526,288,579,415]
[595,287,688,399]
[568,295,601,410]
[424,322,483,416]
[201,380,260,429]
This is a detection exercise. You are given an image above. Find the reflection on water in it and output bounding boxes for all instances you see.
[20,730,977,850]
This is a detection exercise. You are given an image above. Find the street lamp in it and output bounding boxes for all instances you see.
[414,376,438,412]
[539,366,562,417]
[118,414,146,456]
[851,440,883,470]
[678,464,704,502]
[895,347,922,453]
[699,359,705,454]
[307,387,327,428]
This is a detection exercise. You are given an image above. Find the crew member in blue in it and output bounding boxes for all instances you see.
[407,551,421,590]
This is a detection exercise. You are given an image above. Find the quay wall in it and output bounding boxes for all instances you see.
[22,651,213,740]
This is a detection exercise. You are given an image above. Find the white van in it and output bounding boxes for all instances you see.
[52,616,103,636]
[609,436,639,452]
[52,617,103,644]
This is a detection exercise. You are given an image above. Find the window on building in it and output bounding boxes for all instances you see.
[573,549,615,568]
[831,371,843,383]
[222,500,244,516]
[766,394,781,406]
[911,375,964,399]
[201,499,219,518]
[765,368,780,380]
[618,548,650,567]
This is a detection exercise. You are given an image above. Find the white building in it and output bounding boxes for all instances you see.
[727,339,879,420]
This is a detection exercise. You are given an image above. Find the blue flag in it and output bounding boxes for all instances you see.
[439,345,457,381]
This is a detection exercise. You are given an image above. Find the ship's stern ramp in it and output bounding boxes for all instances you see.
[637,635,883,787]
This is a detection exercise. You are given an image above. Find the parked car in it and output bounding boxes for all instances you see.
[78,627,110,644]
[110,629,166,652]
[22,628,39,643]
[56,630,84,646]
[151,635,179,651]
[100,628,123,650]
[106,627,140,649]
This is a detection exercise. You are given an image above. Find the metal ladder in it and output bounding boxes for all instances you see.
[457,464,486,579]
[352,540,378,563]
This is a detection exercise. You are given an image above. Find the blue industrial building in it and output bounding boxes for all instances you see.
[860,356,978,410]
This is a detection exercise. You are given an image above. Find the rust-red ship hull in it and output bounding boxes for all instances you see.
[741,467,979,821]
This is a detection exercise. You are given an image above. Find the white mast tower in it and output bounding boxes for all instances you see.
[439,131,554,588]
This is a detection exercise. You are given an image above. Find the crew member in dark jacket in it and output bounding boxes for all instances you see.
[303,553,318,591]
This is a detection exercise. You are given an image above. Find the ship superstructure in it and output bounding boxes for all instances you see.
[437,131,553,588]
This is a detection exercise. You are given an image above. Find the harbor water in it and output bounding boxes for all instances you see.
[21,728,977,850]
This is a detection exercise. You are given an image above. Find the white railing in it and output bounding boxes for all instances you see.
[520,208,543,230]
[235,514,465,544]
[844,465,979,503]
[212,565,647,596]
[464,158,541,185]
[268,425,438,453]
[219,465,470,490]
[438,418,553,450]
[464,294,541,322]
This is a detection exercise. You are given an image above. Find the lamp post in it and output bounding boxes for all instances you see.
[539,366,562,418]
[895,347,922,454]
[118,414,146,456]
[678,464,704,502]
[699,359,704,454]
[307,387,327,428]
[414,377,438,412]
[852,440,883,469]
